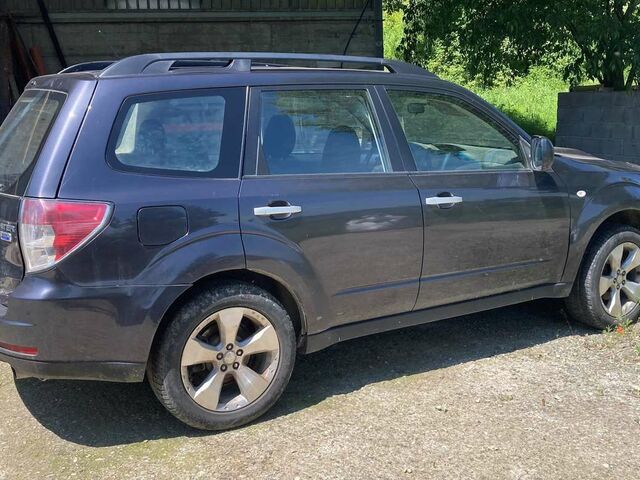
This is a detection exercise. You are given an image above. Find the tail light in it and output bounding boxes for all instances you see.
[0,341,38,356]
[19,198,112,273]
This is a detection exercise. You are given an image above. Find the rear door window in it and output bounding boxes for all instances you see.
[0,90,66,195]
[258,89,390,175]
[108,87,245,178]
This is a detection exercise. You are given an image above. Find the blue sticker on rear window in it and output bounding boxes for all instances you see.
[0,232,12,242]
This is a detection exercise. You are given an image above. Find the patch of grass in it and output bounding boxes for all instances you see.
[472,68,568,141]
[588,320,640,362]
[601,320,633,347]
[604,318,634,335]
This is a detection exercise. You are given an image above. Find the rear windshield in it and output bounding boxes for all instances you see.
[0,90,66,195]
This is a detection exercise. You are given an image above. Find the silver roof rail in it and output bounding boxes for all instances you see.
[98,52,436,78]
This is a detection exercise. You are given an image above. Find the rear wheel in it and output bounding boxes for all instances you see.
[148,282,296,430]
[565,225,640,329]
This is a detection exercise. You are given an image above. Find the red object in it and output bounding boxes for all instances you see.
[0,341,38,356]
[29,46,47,76]
[21,198,110,260]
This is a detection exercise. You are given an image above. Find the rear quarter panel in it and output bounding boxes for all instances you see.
[23,74,97,199]
[47,75,250,363]
[56,76,248,287]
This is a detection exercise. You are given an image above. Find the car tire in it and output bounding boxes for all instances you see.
[565,225,640,329]
[148,281,296,430]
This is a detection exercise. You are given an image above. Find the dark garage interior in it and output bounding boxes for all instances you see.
[0,0,383,119]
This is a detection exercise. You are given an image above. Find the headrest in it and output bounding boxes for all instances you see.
[137,119,166,156]
[263,114,296,160]
[322,125,361,173]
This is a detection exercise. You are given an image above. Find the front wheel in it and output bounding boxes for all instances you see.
[148,282,296,430]
[565,225,640,329]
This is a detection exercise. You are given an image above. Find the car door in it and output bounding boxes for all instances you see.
[239,86,424,331]
[379,86,570,310]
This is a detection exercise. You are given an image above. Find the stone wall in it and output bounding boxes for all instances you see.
[4,0,383,73]
[556,91,640,163]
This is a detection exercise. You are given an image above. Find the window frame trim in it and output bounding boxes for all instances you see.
[105,86,246,179]
[243,84,404,178]
[378,85,533,175]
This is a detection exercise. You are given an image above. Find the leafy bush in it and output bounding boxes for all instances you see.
[383,12,567,139]
[383,10,404,59]
[387,0,640,91]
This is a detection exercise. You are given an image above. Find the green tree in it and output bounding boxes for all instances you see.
[386,0,640,90]
[383,9,404,59]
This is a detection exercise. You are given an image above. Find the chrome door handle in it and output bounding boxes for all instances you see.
[425,196,463,206]
[254,205,302,216]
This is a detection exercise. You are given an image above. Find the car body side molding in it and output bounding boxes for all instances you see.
[303,283,572,353]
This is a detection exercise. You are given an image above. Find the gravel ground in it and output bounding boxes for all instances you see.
[1,300,639,480]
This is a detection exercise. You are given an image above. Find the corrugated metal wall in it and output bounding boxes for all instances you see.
[5,1,378,14]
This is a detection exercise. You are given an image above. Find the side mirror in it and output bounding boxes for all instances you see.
[530,136,555,171]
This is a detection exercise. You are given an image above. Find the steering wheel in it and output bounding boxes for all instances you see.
[484,148,523,168]
[440,151,475,171]
[504,156,524,166]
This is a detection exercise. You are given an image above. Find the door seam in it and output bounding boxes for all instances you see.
[408,173,425,311]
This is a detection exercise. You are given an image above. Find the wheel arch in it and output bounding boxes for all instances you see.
[564,203,640,284]
[589,209,640,241]
[149,269,307,362]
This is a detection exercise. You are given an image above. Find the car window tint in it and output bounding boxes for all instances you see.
[258,89,389,175]
[110,88,244,177]
[387,90,524,172]
[0,89,65,195]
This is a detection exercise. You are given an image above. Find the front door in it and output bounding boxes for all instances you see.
[239,86,424,330]
[382,88,570,309]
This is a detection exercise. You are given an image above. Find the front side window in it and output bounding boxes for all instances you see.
[387,90,524,172]
[258,89,389,175]
[110,88,244,177]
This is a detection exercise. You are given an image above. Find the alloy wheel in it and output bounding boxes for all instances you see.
[599,242,640,318]
[180,307,280,412]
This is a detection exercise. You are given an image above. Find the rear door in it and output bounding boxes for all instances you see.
[0,89,67,301]
[380,87,570,309]
[239,86,423,330]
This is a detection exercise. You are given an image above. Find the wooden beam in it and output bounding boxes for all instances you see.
[36,0,67,68]
[0,17,12,121]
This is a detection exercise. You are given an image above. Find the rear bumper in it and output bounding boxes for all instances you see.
[0,350,145,382]
[0,273,187,381]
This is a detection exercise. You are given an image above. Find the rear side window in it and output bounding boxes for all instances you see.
[108,87,245,177]
[0,90,65,195]
[258,89,389,175]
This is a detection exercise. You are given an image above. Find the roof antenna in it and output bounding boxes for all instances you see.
[342,0,372,56]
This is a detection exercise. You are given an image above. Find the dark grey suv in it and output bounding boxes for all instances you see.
[1,53,639,430]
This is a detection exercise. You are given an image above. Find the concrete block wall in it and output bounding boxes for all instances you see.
[556,91,640,163]
[4,0,383,74]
